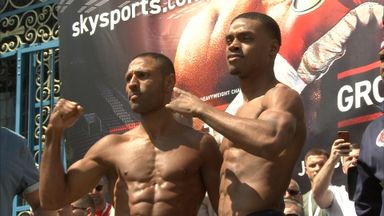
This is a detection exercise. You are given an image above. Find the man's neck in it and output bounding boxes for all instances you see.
[239,69,278,101]
[140,107,178,139]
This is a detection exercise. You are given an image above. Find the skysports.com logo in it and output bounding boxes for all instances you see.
[72,0,203,37]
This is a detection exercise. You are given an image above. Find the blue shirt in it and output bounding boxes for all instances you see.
[354,102,384,216]
[0,127,39,216]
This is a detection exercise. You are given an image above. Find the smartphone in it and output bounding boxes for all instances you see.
[337,131,349,141]
[337,131,350,150]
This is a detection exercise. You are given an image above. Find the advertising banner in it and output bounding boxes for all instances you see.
[58,0,384,191]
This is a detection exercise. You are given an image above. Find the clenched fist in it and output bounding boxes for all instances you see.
[165,87,206,118]
[49,98,85,130]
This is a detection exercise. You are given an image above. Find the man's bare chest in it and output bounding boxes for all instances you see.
[112,141,203,182]
[235,99,264,118]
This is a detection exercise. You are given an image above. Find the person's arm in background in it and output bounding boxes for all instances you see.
[312,139,350,208]
[14,128,56,215]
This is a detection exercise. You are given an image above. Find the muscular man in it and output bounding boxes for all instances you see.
[175,0,383,95]
[39,53,222,215]
[312,140,359,216]
[166,12,306,215]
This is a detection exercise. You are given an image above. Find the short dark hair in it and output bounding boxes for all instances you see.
[132,52,175,76]
[350,143,360,149]
[304,148,329,164]
[231,12,281,46]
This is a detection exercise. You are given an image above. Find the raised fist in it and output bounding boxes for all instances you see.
[49,98,85,129]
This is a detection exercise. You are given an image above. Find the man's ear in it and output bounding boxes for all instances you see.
[270,39,280,57]
[165,74,176,92]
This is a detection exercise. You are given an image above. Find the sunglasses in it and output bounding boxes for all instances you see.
[285,214,299,216]
[95,185,103,192]
[286,189,300,196]
[71,205,87,211]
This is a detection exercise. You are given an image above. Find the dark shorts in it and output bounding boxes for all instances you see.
[247,209,285,216]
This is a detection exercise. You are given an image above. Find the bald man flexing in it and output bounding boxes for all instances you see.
[39,53,222,216]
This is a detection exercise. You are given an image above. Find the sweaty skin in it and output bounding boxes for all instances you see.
[217,85,306,215]
[39,55,222,216]
[167,16,306,215]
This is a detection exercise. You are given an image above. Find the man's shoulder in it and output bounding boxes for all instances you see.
[328,185,347,195]
[269,83,301,99]
[263,83,305,117]
[0,127,28,154]
[364,115,383,133]
[0,127,26,145]
[89,132,133,151]
[361,116,384,147]
[303,191,311,199]
[182,126,215,146]
[328,184,342,189]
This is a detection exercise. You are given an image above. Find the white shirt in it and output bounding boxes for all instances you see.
[327,185,357,216]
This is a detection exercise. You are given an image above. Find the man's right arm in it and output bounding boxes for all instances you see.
[312,139,350,208]
[39,99,107,209]
[167,85,304,157]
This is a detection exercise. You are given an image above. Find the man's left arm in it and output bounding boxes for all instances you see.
[166,86,303,157]
[200,134,222,213]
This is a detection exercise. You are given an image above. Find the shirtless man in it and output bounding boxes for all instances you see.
[39,53,222,215]
[166,13,306,215]
[175,0,383,95]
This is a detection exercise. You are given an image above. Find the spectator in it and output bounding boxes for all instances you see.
[89,176,114,216]
[354,40,384,216]
[284,199,304,216]
[0,127,55,216]
[285,179,303,205]
[302,148,329,216]
[71,194,96,216]
[57,194,96,216]
[312,140,359,216]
